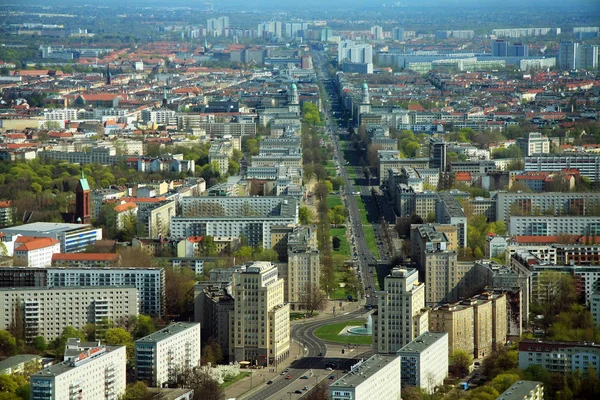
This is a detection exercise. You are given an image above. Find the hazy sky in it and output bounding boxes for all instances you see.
[18,0,600,10]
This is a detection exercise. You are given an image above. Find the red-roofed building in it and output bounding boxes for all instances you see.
[74,93,123,108]
[51,252,121,268]
[113,201,138,231]
[0,200,14,228]
[454,172,472,186]
[14,237,61,268]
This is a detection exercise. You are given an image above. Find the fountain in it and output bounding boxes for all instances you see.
[347,314,372,336]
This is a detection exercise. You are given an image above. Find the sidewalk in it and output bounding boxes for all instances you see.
[224,300,366,399]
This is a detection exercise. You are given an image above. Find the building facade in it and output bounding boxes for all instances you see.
[135,322,201,387]
[519,339,600,376]
[30,343,126,400]
[373,268,427,354]
[0,286,138,342]
[397,332,449,394]
[230,262,290,367]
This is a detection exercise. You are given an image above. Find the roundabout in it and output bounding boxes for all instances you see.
[313,319,372,345]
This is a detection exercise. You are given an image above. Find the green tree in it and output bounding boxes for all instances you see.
[32,336,46,353]
[299,206,313,225]
[450,350,473,377]
[133,315,156,339]
[0,375,18,394]
[104,327,134,360]
[201,341,223,366]
[490,373,521,394]
[121,381,155,400]
[332,236,341,250]
[234,246,253,263]
[0,330,17,357]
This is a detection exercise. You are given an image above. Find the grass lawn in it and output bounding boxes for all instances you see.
[363,225,380,258]
[330,227,350,256]
[221,372,251,388]
[314,320,373,345]
[326,195,342,209]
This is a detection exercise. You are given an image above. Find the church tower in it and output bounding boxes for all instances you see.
[162,87,168,108]
[288,82,300,113]
[359,80,371,117]
[76,170,91,224]
[106,64,111,85]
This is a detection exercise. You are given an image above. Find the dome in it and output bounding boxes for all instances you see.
[291,83,297,90]
[362,81,368,89]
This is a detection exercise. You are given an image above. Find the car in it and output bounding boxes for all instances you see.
[286,375,292,380]
[300,375,309,379]
[280,372,285,375]
[267,380,273,385]
[295,390,303,394]
[318,352,323,356]
[329,375,336,379]
[326,367,333,371]
[303,386,309,391]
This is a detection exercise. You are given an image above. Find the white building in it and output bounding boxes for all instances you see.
[592,292,600,328]
[497,381,544,400]
[231,262,290,366]
[135,322,201,387]
[13,237,61,268]
[329,354,402,400]
[516,132,550,157]
[397,332,448,394]
[45,267,164,317]
[0,286,138,342]
[508,216,600,237]
[0,222,102,253]
[172,197,298,248]
[373,268,428,354]
[519,339,600,376]
[30,342,126,400]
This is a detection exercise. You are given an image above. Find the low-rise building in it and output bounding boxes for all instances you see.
[518,339,600,376]
[135,322,201,387]
[51,253,120,268]
[397,332,448,394]
[30,341,126,400]
[0,354,42,376]
[13,237,61,268]
[329,354,402,400]
[0,222,102,253]
[497,380,544,400]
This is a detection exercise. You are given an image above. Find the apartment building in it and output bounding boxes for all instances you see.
[373,268,428,354]
[284,227,320,309]
[45,267,165,316]
[0,354,42,376]
[429,293,507,358]
[208,140,234,175]
[397,332,449,394]
[230,262,290,367]
[135,199,176,238]
[51,253,120,268]
[422,248,458,305]
[495,192,600,225]
[329,354,401,400]
[497,381,544,400]
[508,216,600,237]
[435,192,467,249]
[30,342,126,400]
[194,284,234,362]
[0,286,138,342]
[173,197,298,248]
[516,133,550,157]
[524,153,600,182]
[519,339,600,376]
[135,322,201,387]
[410,224,458,269]
[13,237,61,268]
[592,292,600,328]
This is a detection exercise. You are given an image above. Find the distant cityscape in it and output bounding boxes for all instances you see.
[0,1,599,400]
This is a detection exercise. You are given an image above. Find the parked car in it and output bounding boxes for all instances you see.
[286,375,291,380]
[267,380,273,385]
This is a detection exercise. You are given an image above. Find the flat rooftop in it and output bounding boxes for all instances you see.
[0,354,40,371]
[1,222,93,235]
[330,354,399,389]
[497,381,543,400]
[31,346,122,378]
[398,332,448,354]
[136,322,199,344]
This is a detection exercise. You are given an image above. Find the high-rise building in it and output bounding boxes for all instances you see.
[392,27,405,41]
[284,226,320,310]
[516,132,550,157]
[429,137,447,172]
[559,42,579,70]
[519,339,600,376]
[370,25,384,40]
[206,16,229,36]
[230,262,290,367]
[76,170,91,224]
[492,40,508,57]
[0,286,138,342]
[422,249,459,305]
[135,322,201,387]
[194,284,234,362]
[578,45,599,70]
[397,332,449,394]
[338,40,373,64]
[508,43,529,57]
[30,341,126,400]
[373,268,428,354]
